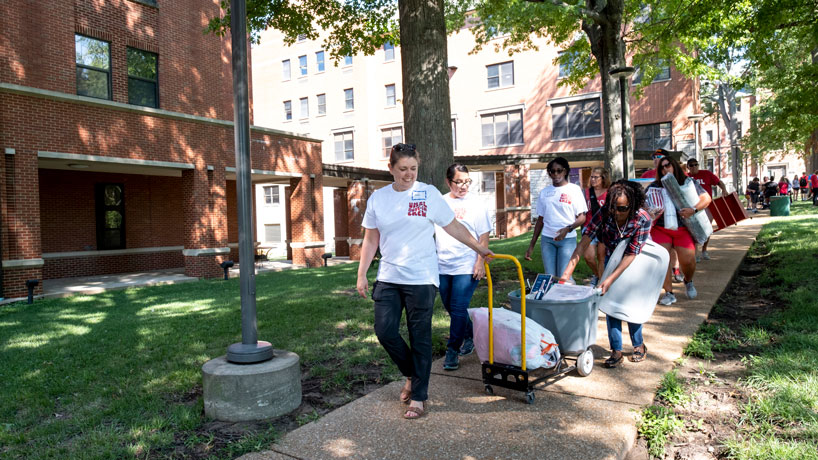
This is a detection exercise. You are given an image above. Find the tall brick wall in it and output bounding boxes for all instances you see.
[333,188,349,257]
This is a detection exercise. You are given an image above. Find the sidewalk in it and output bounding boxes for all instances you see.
[240,217,767,460]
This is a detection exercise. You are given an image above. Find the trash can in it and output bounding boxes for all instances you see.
[769,195,790,216]
[508,285,598,355]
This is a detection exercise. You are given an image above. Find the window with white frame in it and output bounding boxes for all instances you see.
[334,131,354,161]
[452,118,457,152]
[298,55,307,76]
[315,51,325,72]
[282,59,291,80]
[735,97,742,112]
[481,110,523,147]
[481,172,496,192]
[283,100,292,121]
[557,51,574,78]
[264,224,282,243]
[634,122,672,151]
[551,99,601,140]
[317,93,326,115]
[343,55,353,66]
[706,130,714,143]
[296,34,307,42]
[263,186,280,205]
[382,127,403,158]
[299,97,309,118]
[487,61,514,89]
[736,121,743,138]
[384,42,395,61]
[344,88,354,110]
[385,84,396,107]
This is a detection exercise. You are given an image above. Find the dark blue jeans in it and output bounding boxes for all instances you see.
[606,315,643,351]
[373,282,437,402]
[438,274,479,353]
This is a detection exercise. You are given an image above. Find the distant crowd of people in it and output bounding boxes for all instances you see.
[744,171,818,211]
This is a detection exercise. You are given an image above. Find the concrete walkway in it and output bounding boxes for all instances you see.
[239,216,768,460]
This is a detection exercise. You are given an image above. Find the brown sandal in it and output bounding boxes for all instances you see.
[399,378,412,404]
[403,403,425,419]
[629,344,648,362]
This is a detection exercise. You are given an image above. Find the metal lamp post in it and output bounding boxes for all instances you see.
[688,113,706,164]
[226,0,273,364]
[609,66,635,179]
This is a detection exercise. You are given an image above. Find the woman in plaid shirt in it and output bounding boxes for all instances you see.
[560,180,652,368]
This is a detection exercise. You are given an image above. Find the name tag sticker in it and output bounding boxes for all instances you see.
[543,190,556,197]
[411,190,427,201]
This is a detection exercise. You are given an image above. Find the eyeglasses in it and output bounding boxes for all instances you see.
[451,179,472,186]
[615,205,630,212]
[661,163,673,169]
[392,143,416,153]
[548,168,566,175]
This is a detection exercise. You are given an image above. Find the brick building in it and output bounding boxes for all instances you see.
[0,0,324,299]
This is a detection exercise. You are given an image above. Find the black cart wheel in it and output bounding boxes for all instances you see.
[525,391,535,404]
[484,384,494,395]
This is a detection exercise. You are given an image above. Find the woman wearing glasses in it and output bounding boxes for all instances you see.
[560,180,653,367]
[525,157,587,280]
[435,164,492,372]
[583,167,611,285]
[647,155,711,305]
[356,144,492,420]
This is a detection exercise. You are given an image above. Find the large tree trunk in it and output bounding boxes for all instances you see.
[583,0,631,180]
[716,84,742,192]
[398,0,453,191]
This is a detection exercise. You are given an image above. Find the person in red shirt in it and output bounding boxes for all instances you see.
[686,159,728,260]
[640,149,668,179]
[811,170,818,206]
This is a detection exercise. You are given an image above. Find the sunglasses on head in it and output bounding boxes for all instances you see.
[392,143,416,153]
[615,205,630,212]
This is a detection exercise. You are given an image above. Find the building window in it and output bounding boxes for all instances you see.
[452,119,457,152]
[264,224,282,243]
[343,55,353,66]
[334,131,354,161]
[384,42,395,61]
[75,35,111,100]
[315,51,325,72]
[127,48,158,108]
[551,99,601,140]
[299,97,309,118]
[296,34,307,42]
[735,97,741,112]
[317,93,326,115]
[736,121,743,138]
[344,88,354,111]
[382,127,403,158]
[487,61,514,89]
[283,100,292,120]
[632,60,671,84]
[634,122,672,151]
[298,55,307,76]
[385,84,396,107]
[481,110,523,147]
[95,183,125,250]
[706,130,714,142]
[263,186,280,205]
[282,59,291,80]
[557,51,573,78]
[481,172,496,192]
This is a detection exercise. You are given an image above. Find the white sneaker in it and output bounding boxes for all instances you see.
[659,292,677,305]
[672,269,684,283]
[701,251,711,261]
[685,281,698,299]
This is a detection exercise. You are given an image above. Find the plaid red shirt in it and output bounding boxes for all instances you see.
[582,208,653,258]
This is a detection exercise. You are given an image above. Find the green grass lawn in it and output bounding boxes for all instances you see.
[0,231,575,459]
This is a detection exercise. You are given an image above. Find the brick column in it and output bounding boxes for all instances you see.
[333,188,349,257]
[182,167,228,278]
[346,180,373,261]
[502,164,532,238]
[494,172,507,238]
[288,175,324,267]
[1,150,44,298]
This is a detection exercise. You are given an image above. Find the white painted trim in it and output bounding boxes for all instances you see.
[182,247,230,257]
[225,167,302,178]
[289,241,325,249]
[546,92,602,106]
[2,258,45,269]
[38,151,194,170]
[42,246,184,259]
[4,148,15,155]
[0,82,322,143]
[476,103,526,116]
[347,238,363,245]
[333,236,349,241]
[498,206,532,212]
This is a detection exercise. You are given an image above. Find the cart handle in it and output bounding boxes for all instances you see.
[484,254,528,371]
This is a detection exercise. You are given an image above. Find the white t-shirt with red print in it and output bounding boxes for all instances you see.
[362,181,455,286]
[535,183,588,238]
[435,193,493,276]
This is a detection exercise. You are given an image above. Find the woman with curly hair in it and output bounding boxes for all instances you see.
[560,180,654,368]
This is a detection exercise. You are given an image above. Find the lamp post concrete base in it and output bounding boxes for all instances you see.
[202,350,301,422]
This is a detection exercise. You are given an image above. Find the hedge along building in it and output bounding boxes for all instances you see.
[0,0,325,299]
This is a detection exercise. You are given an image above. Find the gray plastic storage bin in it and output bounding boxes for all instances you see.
[508,288,598,355]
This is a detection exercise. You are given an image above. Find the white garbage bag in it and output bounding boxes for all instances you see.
[468,307,560,370]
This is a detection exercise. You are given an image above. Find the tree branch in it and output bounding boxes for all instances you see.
[524,0,609,26]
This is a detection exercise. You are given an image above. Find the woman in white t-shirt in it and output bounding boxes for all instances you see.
[356,144,493,420]
[525,157,587,279]
[434,164,492,372]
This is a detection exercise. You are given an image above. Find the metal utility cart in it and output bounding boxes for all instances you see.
[481,254,598,404]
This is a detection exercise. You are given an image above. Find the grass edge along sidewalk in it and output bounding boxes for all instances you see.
[637,206,818,459]
[0,231,576,459]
